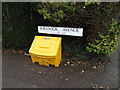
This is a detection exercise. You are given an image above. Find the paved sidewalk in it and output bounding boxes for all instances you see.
[2,43,119,88]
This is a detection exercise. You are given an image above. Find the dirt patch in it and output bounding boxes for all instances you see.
[3,49,23,54]
[3,49,110,70]
[62,53,111,70]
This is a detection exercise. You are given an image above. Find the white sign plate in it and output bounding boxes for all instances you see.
[38,26,83,37]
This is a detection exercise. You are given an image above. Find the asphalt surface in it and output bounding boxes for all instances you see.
[2,43,119,88]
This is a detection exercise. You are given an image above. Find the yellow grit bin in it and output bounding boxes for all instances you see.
[29,36,62,67]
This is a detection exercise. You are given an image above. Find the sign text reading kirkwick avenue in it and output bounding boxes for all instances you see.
[38,26,83,37]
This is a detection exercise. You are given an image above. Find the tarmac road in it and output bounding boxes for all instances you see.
[2,42,119,88]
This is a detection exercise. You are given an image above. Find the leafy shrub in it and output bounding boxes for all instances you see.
[36,2,120,55]
[2,2,120,56]
[86,19,120,55]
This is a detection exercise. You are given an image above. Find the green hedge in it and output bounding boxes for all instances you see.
[36,2,120,55]
[2,2,120,56]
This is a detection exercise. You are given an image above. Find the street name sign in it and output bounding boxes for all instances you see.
[38,26,83,37]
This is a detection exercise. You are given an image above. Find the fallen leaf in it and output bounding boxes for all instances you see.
[67,62,70,64]
[81,70,84,73]
[38,72,41,73]
[70,64,74,66]
[92,66,97,69]
[66,78,68,80]
[78,61,81,64]
[25,65,27,67]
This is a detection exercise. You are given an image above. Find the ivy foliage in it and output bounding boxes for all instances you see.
[2,2,120,56]
[36,2,120,55]
[86,19,120,55]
